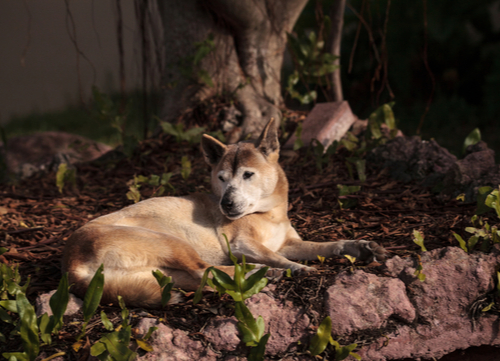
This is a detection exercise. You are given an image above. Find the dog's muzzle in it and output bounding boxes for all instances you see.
[220,188,243,218]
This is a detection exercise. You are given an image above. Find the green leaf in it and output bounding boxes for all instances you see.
[481,301,494,312]
[0,306,12,323]
[293,123,304,151]
[337,184,360,197]
[90,341,107,357]
[100,311,114,331]
[126,185,141,203]
[56,163,68,194]
[143,326,158,341]
[453,233,468,252]
[38,313,52,345]
[383,104,396,130]
[336,343,358,360]
[476,186,493,215]
[181,156,191,180]
[17,292,40,361]
[210,268,236,291]
[417,272,426,282]
[193,267,212,305]
[49,273,69,332]
[161,282,174,307]
[463,128,481,154]
[0,300,17,313]
[94,326,137,361]
[242,268,269,299]
[82,264,104,323]
[309,316,332,356]
[136,339,154,352]
[412,230,427,252]
[235,302,263,346]
[248,333,270,361]
[3,352,29,361]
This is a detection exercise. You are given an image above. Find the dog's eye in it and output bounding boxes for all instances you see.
[243,171,254,180]
[218,175,225,182]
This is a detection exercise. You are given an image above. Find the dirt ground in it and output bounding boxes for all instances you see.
[0,123,498,359]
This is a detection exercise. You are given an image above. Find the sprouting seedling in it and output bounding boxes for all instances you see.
[414,254,426,282]
[309,316,360,360]
[412,230,427,252]
[453,232,468,252]
[152,270,175,307]
[193,235,270,361]
[317,255,325,265]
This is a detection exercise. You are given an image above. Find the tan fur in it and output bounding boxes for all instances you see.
[62,119,384,308]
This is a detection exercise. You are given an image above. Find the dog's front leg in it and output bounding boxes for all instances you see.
[229,238,316,275]
[277,237,385,263]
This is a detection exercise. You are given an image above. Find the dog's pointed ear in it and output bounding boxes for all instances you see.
[255,118,280,158]
[201,134,227,165]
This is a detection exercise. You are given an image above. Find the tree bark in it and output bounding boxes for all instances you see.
[327,0,345,102]
[157,0,308,141]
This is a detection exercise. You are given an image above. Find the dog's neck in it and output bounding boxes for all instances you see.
[255,165,289,214]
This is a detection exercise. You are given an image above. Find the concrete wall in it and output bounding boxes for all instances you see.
[0,0,144,124]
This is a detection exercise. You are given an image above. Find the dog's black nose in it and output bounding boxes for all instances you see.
[221,196,234,211]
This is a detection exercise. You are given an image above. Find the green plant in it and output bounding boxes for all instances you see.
[412,230,427,252]
[286,21,338,104]
[152,270,175,307]
[76,264,105,342]
[1,270,70,361]
[309,139,338,173]
[463,128,481,154]
[159,121,206,145]
[92,86,138,157]
[337,184,361,209]
[309,316,360,360]
[453,186,500,252]
[90,296,138,361]
[194,236,270,361]
[126,173,174,203]
[181,156,191,180]
[55,163,76,194]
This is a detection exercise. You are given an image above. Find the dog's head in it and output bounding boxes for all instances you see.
[201,119,282,220]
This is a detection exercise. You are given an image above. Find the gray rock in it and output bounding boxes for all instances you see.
[1,131,112,179]
[35,290,83,317]
[368,136,457,186]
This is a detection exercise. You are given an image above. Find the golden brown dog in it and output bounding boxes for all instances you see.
[62,119,384,307]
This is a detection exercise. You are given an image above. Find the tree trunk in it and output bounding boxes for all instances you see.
[327,0,345,102]
[157,0,308,141]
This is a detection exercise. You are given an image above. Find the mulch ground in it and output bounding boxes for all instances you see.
[0,122,496,359]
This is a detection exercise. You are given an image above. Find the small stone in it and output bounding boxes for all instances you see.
[35,290,83,317]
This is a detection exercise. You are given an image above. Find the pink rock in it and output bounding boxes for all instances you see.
[385,247,497,323]
[284,101,356,150]
[203,292,311,355]
[324,270,415,336]
[136,318,218,361]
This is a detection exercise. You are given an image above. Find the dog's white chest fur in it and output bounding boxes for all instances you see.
[259,220,289,253]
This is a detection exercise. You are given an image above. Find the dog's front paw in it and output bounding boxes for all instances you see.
[343,240,386,263]
[290,264,317,277]
[357,240,386,262]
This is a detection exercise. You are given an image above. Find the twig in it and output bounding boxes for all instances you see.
[5,227,44,235]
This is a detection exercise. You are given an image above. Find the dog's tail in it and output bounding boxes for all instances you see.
[69,267,182,309]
